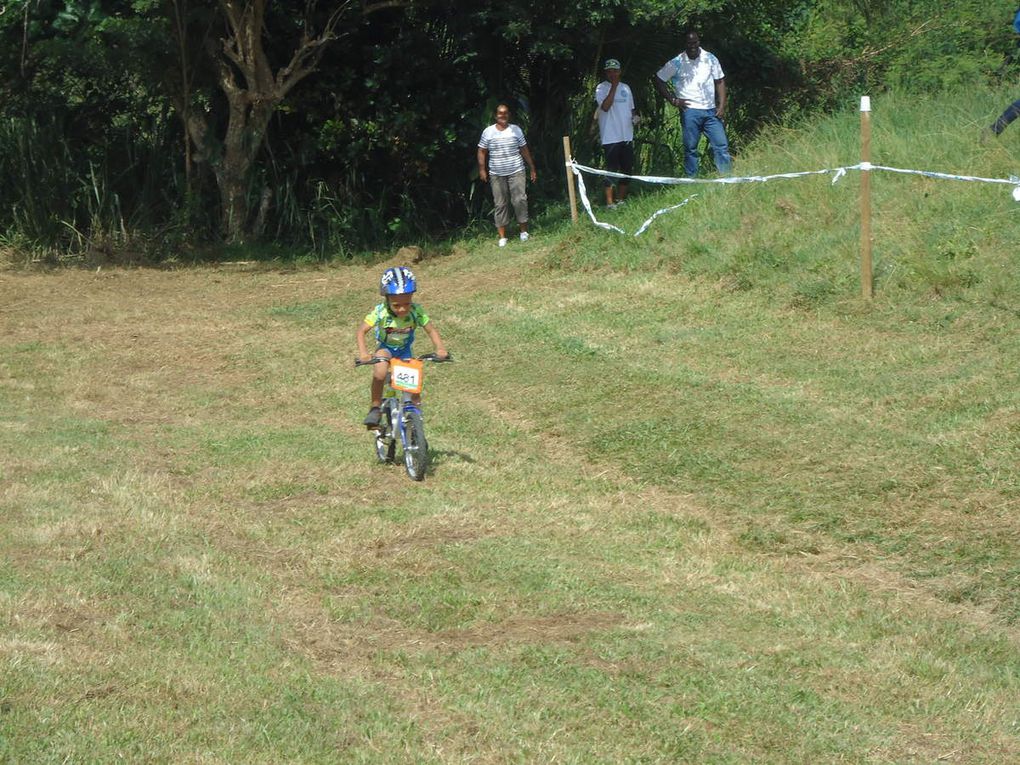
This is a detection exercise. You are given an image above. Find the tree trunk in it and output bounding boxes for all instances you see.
[179,0,405,242]
[217,165,250,245]
[214,91,275,242]
[196,0,353,243]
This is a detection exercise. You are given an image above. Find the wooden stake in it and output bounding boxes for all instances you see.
[563,135,579,224]
[860,96,873,300]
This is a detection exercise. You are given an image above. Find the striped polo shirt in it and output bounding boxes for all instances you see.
[478,124,527,177]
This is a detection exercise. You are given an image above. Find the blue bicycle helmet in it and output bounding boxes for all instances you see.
[379,266,417,296]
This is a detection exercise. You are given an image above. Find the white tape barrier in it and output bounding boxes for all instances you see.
[569,160,1020,236]
[860,162,1020,188]
[573,168,626,234]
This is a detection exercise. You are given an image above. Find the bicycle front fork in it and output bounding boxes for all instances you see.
[398,402,421,443]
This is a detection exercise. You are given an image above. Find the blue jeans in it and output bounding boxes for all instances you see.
[682,108,732,176]
[992,99,1020,135]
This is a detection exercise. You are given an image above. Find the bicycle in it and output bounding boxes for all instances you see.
[354,352,453,481]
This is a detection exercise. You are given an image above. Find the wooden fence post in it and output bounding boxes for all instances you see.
[860,96,874,300]
[563,135,579,224]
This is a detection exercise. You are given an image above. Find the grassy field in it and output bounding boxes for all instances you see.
[2,91,1019,762]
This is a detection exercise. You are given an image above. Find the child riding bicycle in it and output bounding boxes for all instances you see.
[356,266,448,427]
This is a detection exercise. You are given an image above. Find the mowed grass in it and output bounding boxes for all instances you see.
[3,91,1020,762]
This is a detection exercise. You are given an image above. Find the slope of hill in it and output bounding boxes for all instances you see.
[1,89,1018,762]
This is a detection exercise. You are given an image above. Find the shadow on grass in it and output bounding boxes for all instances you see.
[428,449,476,465]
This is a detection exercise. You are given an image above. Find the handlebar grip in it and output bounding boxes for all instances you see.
[354,356,390,367]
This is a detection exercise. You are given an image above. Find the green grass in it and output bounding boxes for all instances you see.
[2,89,1020,762]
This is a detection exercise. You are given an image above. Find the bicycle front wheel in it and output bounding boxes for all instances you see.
[401,410,429,481]
[375,407,396,463]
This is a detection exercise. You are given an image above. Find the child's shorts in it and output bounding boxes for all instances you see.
[377,344,413,360]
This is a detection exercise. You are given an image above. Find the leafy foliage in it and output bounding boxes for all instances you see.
[790,0,1017,104]
[0,0,1017,259]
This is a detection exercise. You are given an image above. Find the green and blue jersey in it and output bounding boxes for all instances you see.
[363,302,430,352]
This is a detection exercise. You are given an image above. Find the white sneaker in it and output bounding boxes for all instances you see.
[615,199,626,207]
[519,232,530,242]
[498,237,508,247]
[606,202,617,210]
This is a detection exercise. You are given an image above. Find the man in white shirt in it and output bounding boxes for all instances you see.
[653,31,732,176]
[595,58,639,208]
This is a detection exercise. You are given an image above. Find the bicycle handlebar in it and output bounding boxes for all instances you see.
[354,353,454,367]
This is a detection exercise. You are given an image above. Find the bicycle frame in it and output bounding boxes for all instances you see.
[356,353,452,480]
[381,388,420,452]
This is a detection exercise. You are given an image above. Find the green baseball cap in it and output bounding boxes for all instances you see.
[604,58,621,70]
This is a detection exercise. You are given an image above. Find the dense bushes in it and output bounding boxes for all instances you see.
[1,0,1017,262]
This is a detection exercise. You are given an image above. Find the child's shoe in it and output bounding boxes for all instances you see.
[498,237,508,247]
[363,406,381,427]
[519,232,529,242]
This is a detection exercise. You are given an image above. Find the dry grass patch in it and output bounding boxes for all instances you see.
[3,260,1019,763]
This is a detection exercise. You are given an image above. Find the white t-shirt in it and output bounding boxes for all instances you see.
[656,50,725,110]
[478,124,527,176]
[594,81,634,145]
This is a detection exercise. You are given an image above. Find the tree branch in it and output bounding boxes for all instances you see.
[218,0,270,93]
[276,0,354,98]
[20,0,29,77]
[206,33,244,102]
[361,0,408,14]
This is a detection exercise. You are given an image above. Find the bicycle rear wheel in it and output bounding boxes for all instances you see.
[375,406,396,463]
[401,410,429,481]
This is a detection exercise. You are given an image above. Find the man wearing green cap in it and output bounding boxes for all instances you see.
[595,58,638,208]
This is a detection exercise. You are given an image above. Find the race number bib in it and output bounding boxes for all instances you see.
[389,358,424,394]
